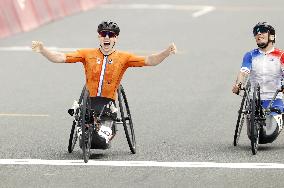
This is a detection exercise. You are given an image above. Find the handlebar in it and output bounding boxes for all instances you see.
[235,82,244,96]
[278,85,284,92]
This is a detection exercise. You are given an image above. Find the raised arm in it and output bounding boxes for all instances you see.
[31,41,66,63]
[145,43,177,66]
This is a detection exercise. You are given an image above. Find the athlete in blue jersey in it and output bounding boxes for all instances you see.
[232,22,284,142]
[233,22,284,103]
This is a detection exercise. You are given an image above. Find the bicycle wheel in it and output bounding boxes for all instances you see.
[233,91,247,146]
[117,85,136,154]
[67,86,86,153]
[250,84,260,155]
[68,121,77,153]
[81,89,92,163]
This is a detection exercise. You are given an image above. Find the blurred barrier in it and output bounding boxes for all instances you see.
[0,0,22,38]
[13,0,39,32]
[31,0,52,25]
[0,0,107,39]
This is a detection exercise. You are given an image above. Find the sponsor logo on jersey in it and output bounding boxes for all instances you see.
[97,58,101,64]
[269,58,275,62]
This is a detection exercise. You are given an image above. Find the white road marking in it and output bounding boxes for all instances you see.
[98,4,216,18]
[192,6,216,18]
[1,159,284,169]
[0,113,49,117]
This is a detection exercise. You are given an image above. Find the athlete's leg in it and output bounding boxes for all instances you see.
[261,99,283,113]
[89,97,116,148]
[261,99,283,143]
[272,99,284,128]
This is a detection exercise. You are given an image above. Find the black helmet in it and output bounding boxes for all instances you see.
[253,22,275,36]
[97,21,120,36]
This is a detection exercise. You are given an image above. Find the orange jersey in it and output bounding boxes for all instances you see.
[65,49,146,100]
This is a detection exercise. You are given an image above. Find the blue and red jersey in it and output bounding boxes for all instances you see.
[240,48,284,100]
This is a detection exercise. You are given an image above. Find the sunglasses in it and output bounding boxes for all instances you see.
[99,31,116,38]
[253,27,269,36]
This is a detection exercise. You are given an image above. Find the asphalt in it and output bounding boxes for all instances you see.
[1,0,284,187]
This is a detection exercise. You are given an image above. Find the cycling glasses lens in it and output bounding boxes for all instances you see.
[253,27,269,36]
[99,31,116,38]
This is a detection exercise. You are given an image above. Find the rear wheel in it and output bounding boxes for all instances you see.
[118,85,136,154]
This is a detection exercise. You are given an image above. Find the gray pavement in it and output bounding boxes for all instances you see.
[1,0,284,187]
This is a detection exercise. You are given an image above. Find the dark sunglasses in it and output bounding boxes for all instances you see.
[99,31,116,38]
[253,27,269,36]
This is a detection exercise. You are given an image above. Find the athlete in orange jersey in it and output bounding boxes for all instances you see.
[32,20,176,147]
[65,49,146,100]
[32,21,176,104]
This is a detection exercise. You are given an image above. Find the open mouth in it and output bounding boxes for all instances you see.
[104,42,110,46]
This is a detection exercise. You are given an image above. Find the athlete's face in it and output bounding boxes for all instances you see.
[98,30,118,53]
[254,32,269,45]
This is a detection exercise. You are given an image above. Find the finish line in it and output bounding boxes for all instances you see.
[1,159,284,169]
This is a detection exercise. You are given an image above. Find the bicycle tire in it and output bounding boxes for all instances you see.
[68,121,77,153]
[67,85,86,153]
[81,90,92,163]
[251,84,260,155]
[233,91,247,146]
[118,85,136,154]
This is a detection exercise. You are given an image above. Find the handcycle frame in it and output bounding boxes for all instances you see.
[233,81,283,155]
[68,85,136,163]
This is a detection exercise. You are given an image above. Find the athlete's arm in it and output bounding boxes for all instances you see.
[232,71,249,94]
[232,52,252,94]
[31,41,66,63]
[145,43,177,66]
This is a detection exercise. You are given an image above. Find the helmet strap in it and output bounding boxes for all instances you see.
[112,42,116,48]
